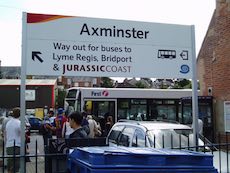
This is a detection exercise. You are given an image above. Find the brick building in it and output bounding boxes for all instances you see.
[197,0,230,137]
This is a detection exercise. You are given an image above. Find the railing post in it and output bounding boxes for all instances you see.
[203,134,206,153]
[24,142,26,173]
[13,140,15,173]
[218,132,222,173]
[226,132,229,173]
[2,139,5,173]
[35,140,38,173]
[188,134,190,150]
[196,133,198,151]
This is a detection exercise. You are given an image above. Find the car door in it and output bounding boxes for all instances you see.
[117,126,135,147]
[132,129,148,147]
[107,125,125,146]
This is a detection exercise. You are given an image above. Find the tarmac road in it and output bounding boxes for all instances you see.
[28,132,44,155]
[0,132,45,173]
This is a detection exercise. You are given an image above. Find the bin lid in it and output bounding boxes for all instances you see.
[69,146,214,168]
[76,146,211,155]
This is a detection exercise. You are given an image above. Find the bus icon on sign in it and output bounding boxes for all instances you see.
[158,50,176,59]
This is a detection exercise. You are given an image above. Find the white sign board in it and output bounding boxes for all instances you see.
[25,90,35,101]
[21,13,198,169]
[224,101,230,132]
[25,13,193,79]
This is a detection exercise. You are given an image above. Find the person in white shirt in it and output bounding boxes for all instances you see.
[1,111,13,167]
[192,118,204,135]
[198,118,204,135]
[1,111,13,140]
[62,118,74,138]
[5,107,21,173]
[87,115,99,138]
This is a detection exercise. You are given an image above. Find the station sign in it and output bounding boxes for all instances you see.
[24,13,194,79]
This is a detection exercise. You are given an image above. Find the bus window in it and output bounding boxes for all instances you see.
[182,104,192,124]
[118,99,130,120]
[117,99,147,121]
[129,105,147,120]
[156,105,176,121]
[84,100,115,133]
[66,89,78,98]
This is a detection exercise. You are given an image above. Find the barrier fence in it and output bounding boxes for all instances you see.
[0,133,229,173]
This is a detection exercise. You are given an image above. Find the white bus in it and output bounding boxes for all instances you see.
[64,87,216,141]
[64,87,196,123]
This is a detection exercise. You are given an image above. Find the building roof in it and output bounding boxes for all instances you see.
[0,79,57,86]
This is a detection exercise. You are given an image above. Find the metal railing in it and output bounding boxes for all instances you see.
[0,133,229,173]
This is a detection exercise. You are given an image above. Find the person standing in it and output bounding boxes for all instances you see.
[104,116,114,136]
[1,111,13,139]
[53,108,67,138]
[5,107,21,173]
[87,115,98,138]
[198,118,204,135]
[1,111,13,167]
[81,111,90,135]
[69,111,88,139]
[191,115,204,136]
[41,111,54,147]
[62,113,74,138]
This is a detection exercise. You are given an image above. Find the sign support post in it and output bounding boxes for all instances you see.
[20,12,27,173]
[191,25,199,147]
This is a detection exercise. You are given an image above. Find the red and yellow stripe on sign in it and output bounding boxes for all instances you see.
[27,13,72,23]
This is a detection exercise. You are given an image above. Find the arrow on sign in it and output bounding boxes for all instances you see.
[32,51,43,63]
[180,50,188,60]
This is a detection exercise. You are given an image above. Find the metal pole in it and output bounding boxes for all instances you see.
[20,12,27,173]
[191,25,199,147]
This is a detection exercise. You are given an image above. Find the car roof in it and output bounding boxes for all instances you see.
[115,121,192,131]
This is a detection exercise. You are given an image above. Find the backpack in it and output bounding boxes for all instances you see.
[54,116,67,138]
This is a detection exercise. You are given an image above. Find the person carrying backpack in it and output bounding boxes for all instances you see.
[53,108,67,138]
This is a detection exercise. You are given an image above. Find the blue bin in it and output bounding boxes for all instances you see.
[68,147,218,173]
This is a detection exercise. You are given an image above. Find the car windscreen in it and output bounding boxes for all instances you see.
[147,129,193,149]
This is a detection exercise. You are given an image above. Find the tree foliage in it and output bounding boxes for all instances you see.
[174,79,192,89]
[101,77,114,88]
[57,89,66,108]
[135,81,148,88]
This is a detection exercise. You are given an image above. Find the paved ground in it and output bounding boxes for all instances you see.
[0,134,45,173]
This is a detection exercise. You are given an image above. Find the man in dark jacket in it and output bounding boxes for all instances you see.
[68,111,88,139]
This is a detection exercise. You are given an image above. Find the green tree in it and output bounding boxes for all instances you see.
[101,77,114,88]
[174,79,191,89]
[135,81,147,88]
[57,89,66,108]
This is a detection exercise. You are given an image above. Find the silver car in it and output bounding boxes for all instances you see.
[106,120,207,150]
